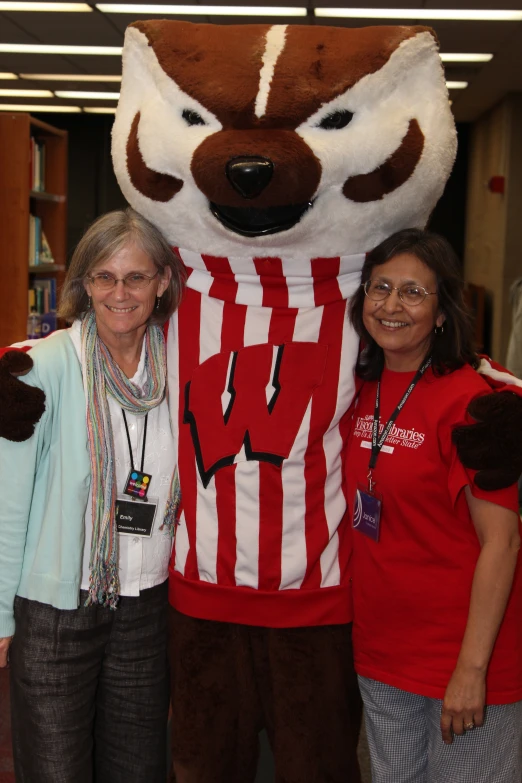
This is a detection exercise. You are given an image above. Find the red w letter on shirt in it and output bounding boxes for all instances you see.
[184,342,327,487]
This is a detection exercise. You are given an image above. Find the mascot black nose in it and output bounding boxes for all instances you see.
[226,156,274,199]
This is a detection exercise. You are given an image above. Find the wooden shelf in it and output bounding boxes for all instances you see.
[30,116,67,137]
[30,190,66,203]
[0,113,67,344]
[29,264,66,274]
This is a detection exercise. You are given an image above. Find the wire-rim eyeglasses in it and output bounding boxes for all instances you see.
[363,280,437,307]
[86,271,160,291]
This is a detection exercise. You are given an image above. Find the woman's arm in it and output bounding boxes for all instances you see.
[440,488,520,744]
[0,431,41,644]
[0,362,46,647]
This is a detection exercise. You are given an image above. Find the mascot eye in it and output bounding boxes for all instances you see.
[182,109,206,127]
[317,110,354,130]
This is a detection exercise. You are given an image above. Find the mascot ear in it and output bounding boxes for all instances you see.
[0,350,46,442]
[453,392,522,490]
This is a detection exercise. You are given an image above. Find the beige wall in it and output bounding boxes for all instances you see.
[464,94,522,362]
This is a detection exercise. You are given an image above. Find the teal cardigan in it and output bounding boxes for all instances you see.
[0,331,91,638]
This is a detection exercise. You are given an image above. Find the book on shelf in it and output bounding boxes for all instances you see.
[40,231,54,264]
[29,137,46,193]
[28,278,58,338]
[41,311,57,336]
[40,142,46,191]
[28,217,55,266]
[28,215,41,265]
[28,215,34,265]
[32,278,57,311]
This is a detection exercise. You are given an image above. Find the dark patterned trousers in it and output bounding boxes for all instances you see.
[9,581,169,783]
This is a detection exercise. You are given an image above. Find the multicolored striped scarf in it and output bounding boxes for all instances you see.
[81,309,179,608]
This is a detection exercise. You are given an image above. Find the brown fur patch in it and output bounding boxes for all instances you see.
[126,112,184,202]
[132,20,271,129]
[131,21,435,130]
[342,118,424,202]
[264,25,433,127]
[191,129,321,208]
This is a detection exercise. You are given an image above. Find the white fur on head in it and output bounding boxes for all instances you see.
[112,26,222,247]
[255,24,287,119]
[113,25,456,258]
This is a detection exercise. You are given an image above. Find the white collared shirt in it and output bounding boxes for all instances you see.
[69,321,175,596]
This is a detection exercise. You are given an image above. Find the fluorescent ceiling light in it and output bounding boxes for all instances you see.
[54,90,120,99]
[0,88,53,97]
[83,106,116,114]
[21,73,122,82]
[0,73,18,79]
[0,103,82,112]
[0,44,122,55]
[0,2,91,9]
[440,53,493,63]
[97,4,307,16]
[446,81,468,89]
[315,8,522,21]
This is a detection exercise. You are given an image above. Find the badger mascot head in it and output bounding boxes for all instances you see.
[112,21,456,259]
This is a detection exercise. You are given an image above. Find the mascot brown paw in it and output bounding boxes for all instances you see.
[0,350,46,442]
[453,392,522,491]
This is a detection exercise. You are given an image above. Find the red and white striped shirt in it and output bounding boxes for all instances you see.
[166,249,363,627]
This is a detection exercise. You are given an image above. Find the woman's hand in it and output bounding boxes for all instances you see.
[440,665,486,744]
[0,636,13,668]
[439,490,519,745]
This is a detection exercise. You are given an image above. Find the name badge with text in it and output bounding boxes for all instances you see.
[352,485,382,542]
[115,496,158,538]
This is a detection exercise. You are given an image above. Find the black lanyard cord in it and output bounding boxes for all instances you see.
[369,356,432,472]
[121,409,148,473]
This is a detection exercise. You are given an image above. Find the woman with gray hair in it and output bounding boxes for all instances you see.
[0,208,184,783]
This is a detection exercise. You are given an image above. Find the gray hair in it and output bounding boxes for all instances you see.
[58,208,185,325]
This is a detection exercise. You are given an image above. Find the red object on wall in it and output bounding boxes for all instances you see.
[488,175,505,194]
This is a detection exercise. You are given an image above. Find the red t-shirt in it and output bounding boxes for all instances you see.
[345,363,522,705]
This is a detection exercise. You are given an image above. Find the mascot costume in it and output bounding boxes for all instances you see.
[2,18,522,783]
[112,22,456,782]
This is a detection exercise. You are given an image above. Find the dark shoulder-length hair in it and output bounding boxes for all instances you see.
[349,228,479,381]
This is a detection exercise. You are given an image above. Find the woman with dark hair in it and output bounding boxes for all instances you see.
[0,208,184,783]
[346,228,522,782]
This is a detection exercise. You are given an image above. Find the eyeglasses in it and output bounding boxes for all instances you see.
[87,271,159,291]
[363,279,437,307]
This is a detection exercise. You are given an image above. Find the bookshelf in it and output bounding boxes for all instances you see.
[0,113,67,344]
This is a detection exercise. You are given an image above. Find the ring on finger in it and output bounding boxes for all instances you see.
[464,721,475,731]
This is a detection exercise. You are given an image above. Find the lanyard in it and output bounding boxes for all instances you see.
[121,409,148,473]
[367,356,431,491]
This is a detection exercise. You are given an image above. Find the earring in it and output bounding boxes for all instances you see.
[87,296,91,309]
[156,296,161,310]
[434,324,444,335]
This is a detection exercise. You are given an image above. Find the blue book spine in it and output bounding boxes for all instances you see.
[41,311,57,336]
[49,278,57,311]
[34,217,41,265]
[34,278,57,311]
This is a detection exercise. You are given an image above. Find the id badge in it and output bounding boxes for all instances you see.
[123,469,152,500]
[352,484,382,542]
[115,495,158,537]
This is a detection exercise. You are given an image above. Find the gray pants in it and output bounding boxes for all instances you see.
[359,675,522,783]
[9,582,169,783]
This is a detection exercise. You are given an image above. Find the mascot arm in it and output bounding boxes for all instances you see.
[453,357,522,491]
[0,322,171,443]
[0,347,45,442]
